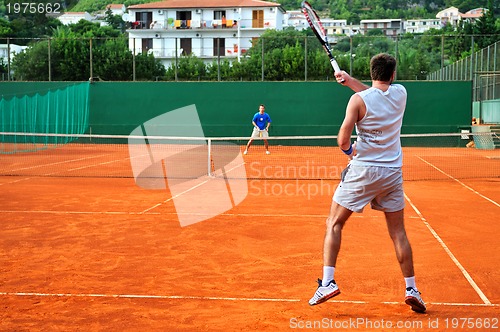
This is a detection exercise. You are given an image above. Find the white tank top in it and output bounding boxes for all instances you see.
[350,84,406,167]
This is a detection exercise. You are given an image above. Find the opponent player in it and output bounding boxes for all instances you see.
[244,104,272,155]
[309,53,426,313]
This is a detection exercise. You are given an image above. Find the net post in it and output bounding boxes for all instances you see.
[207,138,212,177]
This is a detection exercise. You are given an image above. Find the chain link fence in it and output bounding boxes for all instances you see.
[427,40,500,102]
[1,34,499,86]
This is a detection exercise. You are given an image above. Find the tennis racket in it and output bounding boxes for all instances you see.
[301,1,342,76]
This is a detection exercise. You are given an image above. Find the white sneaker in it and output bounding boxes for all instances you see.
[266,151,270,155]
[405,287,426,313]
[309,279,340,306]
[243,150,248,155]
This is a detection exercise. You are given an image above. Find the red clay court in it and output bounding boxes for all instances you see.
[0,139,499,331]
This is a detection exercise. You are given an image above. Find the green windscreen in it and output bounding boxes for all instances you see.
[0,82,90,154]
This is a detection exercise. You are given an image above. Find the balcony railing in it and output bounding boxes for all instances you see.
[130,19,273,31]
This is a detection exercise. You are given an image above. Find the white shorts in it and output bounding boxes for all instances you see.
[333,165,405,213]
[251,127,269,138]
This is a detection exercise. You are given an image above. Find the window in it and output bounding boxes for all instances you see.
[142,38,153,54]
[176,10,192,28]
[213,38,225,56]
[214,10,226,20]
[135,11,152,29]
[180,38,192,56]
[252,10,264,28]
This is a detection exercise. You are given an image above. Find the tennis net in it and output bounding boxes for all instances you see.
[0,132,498,181]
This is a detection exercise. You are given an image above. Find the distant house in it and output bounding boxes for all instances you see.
[106,4,126,16]
[284,11,355,38]
[0,43,28,78]
[436,6,486,27]
[125,0,285,67]
[404,18,441,34]
[436,6,461,26]
[285,10,308,30]
[461,8,487,23]
[58,12,93,25]
[360,19,403,37]
[322,18,348,35]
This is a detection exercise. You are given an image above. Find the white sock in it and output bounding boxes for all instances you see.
[405,276,416,289]
[322,266,335,286]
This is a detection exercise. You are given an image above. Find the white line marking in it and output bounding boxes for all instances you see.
[417,156,500,208]
[0,292,497,307]
[140,178,211,214]
[0,292,298,302]
[0,210,374,219]
[405,193,492,305]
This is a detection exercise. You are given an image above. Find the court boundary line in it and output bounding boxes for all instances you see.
[417,156,499,208]
[0,210,389,219]
[0,292,497,307]
[404,193,492,305]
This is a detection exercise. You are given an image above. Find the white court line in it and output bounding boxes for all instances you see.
[0,210,376,219]
[139,161,247,214]
[139,179,211,214]
[0,292,497,307]
[417,156,500,208]
[405,193,492,305]
[0,292,298,302]
[0,153,126,185]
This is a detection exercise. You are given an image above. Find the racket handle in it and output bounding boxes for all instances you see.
[330,59,345,82]
[331,59,341,74]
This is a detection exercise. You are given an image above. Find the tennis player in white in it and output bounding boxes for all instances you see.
[309,53,426,313]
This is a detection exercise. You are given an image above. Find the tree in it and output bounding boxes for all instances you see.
[165,55,206,81]
[104,8,126,32]
[12,24,165,81]
[0,58,9,80]
[473,0,499,49]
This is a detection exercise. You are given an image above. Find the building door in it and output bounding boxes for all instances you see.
[142,38,152,54]
[180,38,192,55]
[135,11,152,29]
[252,10,264,28]
[213,38,225,56]
[176,11,192,28]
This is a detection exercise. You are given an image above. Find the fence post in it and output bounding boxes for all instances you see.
[304,36,307,81]
[261,37,265,81]
[440,35,444,81]
[133,38,136,81]
[6,37,10,81]
[174,37,178,81]
[349,35,353,76]
[470,35,474,81]
[48,38,51,82]
[89,37,93,80]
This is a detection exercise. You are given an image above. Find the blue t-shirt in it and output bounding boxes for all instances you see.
[252,112,272,130]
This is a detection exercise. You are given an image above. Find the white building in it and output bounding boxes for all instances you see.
[436,6,461,26]
[436,6,486,27]
[0,44,27,62]
[57,12,94,25]
[404,18,441,34]
[284,10,308,30]
[322,18,348,35]
[461,8,486,23]
[106,4,126,16]
[359,19,403,37]
[0,43,28,78]
[125,0,285,67]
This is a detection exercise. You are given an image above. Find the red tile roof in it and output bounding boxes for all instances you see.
[128,0,281,10]
[106,4,125,9]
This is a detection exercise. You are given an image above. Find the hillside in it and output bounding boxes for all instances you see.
[69,0,497,22]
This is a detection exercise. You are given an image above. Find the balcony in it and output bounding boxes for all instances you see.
[129,18,275,31]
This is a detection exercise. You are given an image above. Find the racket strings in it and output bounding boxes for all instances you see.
[302,5,326,39]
